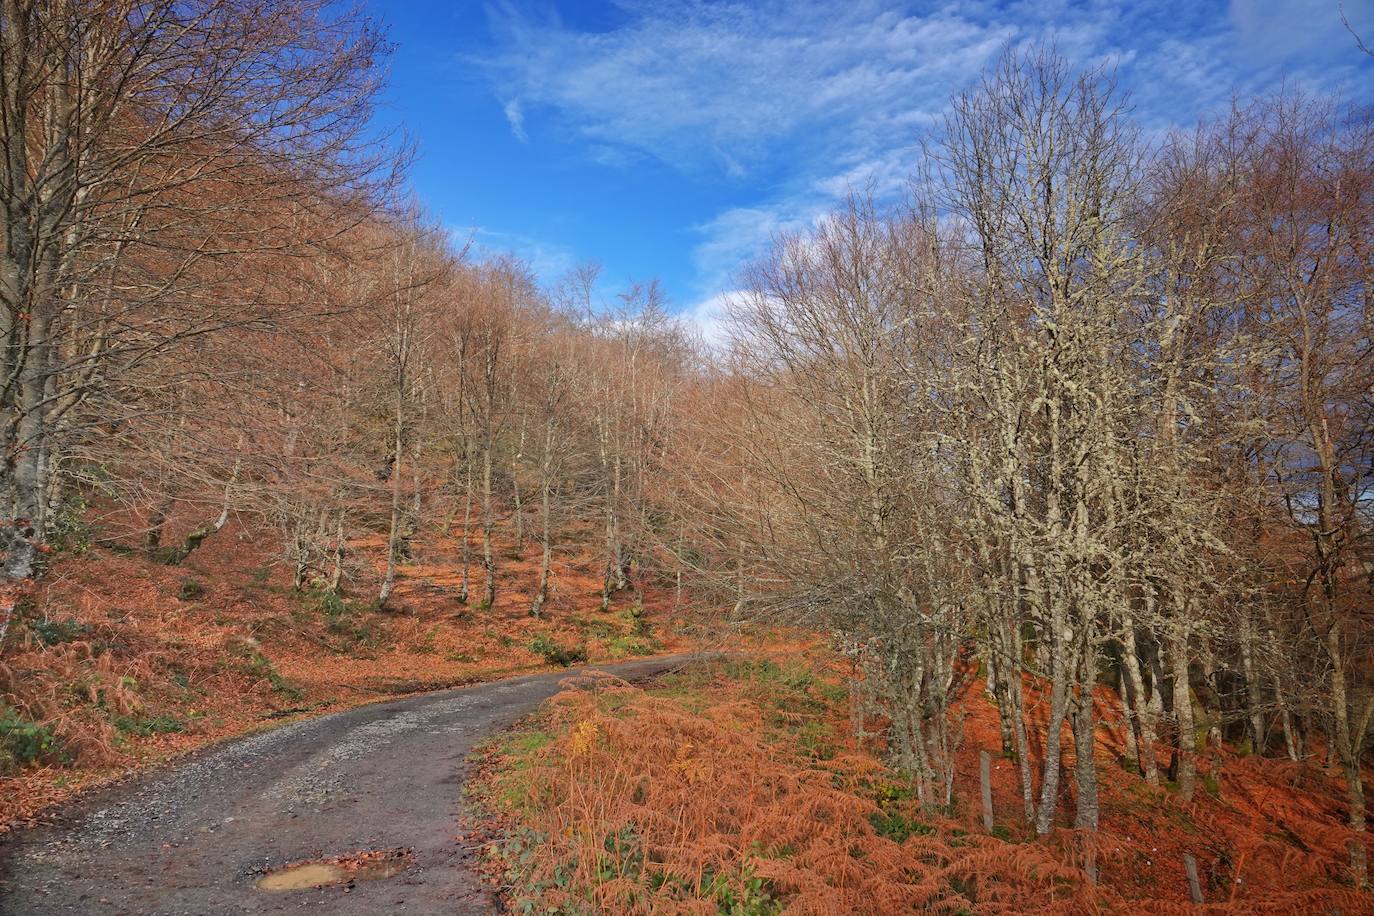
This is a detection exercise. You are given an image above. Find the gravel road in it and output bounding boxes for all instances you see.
[0,654,697,915]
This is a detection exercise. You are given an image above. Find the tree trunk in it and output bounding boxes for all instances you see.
[1238,610,1267,754]
[1168,625,1196,801]
[1072,659,1100,831]
[530,422,554,618]
[1326,624,1368,887]
[1120,617,1161,784]
[1034,621,1072,835]
[379,403,404,607]
[145,497,174,552]
[481,435,496,609]
[1118,664,1140,773]
[327,512,346,593]
[458,458,472,604]
[511,415,526,556]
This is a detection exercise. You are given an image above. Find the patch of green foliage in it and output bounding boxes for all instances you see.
[231,642,303,700]
[29,616,91,647]
[46,496,92,557]
[112,712,184,737]
[483,727,559,815]
[869,808,935,842]
[705,866,783,915]
[301,587,384,653]
[0,705,64,774]
[176,577,206,601]
[606,634,657,658]
[529,633,588,667]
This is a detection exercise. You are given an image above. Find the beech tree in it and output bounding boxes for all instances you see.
[0,0,396,590]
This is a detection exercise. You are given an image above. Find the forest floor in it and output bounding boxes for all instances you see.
[0,513,704,833]
[470,642,1374,914]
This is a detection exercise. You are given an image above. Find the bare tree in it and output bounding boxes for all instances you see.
[0,0,398,597]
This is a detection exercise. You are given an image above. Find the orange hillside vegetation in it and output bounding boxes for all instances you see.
[471,653,1374,915]
[0,508,701,832]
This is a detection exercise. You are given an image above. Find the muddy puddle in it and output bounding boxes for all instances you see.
[256,848,414,891]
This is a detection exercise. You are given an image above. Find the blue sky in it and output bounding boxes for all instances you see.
[366,0,1374,333]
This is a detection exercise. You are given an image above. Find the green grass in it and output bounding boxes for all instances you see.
[112,712,185,737]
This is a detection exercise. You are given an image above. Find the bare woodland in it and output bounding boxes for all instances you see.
[2,0,1372,890]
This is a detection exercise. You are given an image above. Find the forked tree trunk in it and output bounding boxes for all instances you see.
[160,458,239,567]
[1119,618,1160,784]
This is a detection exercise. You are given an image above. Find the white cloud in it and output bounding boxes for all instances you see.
[474,0,1374,309]
[502,98,528,142]
[480,1,1002,177]
[681,290,745,351]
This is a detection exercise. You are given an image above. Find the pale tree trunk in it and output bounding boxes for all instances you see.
[1118,664,1140,772]
[481,432,495,608]
[1238,609,1267,754]
[327,511,346,593]
[1168,621,1197,800]
[600,450,625,611]
[1326,623,1370,887]
[530,420,555,618]
[511,414,526,556]
[1199,635,1223,750]
[1120,620,1161,784]
[458,458,472,604]
[379,402,404,607]
[1276,676,1301,762]
[1072,653,1100,832]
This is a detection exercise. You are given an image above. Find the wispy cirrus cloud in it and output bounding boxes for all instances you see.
[475,0,1374,311]
[466,225,577,284]
[480,1,1004,177]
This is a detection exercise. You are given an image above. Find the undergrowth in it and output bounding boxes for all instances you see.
[471,658,1374,915]
[471,659,1102,914]
[529,633,589,667]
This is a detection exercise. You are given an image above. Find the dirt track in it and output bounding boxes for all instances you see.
[0,655,696,915]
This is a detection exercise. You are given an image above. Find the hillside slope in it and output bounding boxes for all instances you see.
[0,513,698,831]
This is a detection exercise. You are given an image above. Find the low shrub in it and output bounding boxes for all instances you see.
[176,577,206,601]
[528,634,588,667]
[0,705,64,773]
